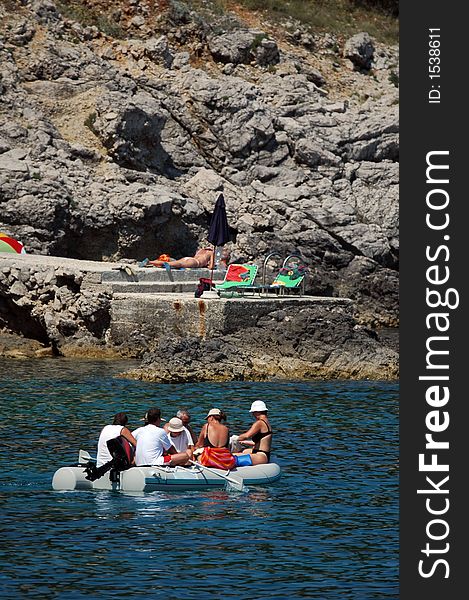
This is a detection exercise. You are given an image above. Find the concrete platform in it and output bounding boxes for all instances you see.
[109,292,352,347]
[102,265,224,293]
[2,253,353,356]
[1,252,125,272]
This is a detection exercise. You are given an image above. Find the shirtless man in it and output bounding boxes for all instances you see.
[147,246,214,270]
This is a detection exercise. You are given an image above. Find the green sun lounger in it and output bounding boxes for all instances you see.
[215,264,258,295]
[259,265,306,296]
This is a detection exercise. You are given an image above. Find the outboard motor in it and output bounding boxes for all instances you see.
[84,436,135,482]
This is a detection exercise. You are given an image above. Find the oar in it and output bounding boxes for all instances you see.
[189,460,247,492]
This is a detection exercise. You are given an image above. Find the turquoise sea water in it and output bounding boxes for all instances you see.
[0,359,398,599]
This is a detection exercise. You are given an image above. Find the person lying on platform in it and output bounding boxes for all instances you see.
[231,400,273,466]
[132,407,191,467]
[143,246,214,270]
[193,408,236,470]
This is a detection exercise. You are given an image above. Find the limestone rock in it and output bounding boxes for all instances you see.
[144,36,174,68]
[0,1,399,328]
[208,30,279,67]
[0,156,29,172]
[294,139,341,168]
[125,301,398,382]
[344,32,375,70]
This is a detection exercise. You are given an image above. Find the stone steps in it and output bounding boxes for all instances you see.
[102,267,224,283]
[109,281,204,294]
[101,265,225,294]
[103,267,225,294]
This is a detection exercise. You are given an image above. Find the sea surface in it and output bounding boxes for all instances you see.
[0,359,398,599]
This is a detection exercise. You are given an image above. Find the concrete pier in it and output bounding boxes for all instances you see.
[1,251,346,350]
[109,292,352,350]
[0,254,397,381]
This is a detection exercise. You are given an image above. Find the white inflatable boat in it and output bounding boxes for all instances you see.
[52,450,281,492]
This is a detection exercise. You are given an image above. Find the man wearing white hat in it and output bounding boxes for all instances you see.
[232,400,273,466]
[165,417,194,454]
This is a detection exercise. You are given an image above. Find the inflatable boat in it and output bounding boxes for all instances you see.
[52,450,281,492]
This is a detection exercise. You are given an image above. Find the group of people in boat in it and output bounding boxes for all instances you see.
[96,401,272,471]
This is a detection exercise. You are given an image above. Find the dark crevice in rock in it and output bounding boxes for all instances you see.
[309,215,398,272]
[159,98,223,175]
[58,226,121,261]
[0,297,50,345]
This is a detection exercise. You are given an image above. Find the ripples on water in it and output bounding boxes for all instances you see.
[0,359,398,598]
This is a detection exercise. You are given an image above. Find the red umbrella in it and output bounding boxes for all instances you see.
[0,233,26,254]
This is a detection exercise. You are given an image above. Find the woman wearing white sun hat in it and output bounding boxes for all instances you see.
[232,400,273,466]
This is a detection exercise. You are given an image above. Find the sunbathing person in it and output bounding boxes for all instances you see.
[193,408,236,470]
[232,400,273,466]
[146,246,214,270]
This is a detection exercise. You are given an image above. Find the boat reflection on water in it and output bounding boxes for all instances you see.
[90,484,274,526]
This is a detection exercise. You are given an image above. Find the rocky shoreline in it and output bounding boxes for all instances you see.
[0,254,398,381]
[122,316,398,383]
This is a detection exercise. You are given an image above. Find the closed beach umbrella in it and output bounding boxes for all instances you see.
[0,233,25,254]
[207,193,230,289]
[207,193,230,248]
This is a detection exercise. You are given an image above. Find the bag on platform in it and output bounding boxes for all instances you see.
[195,277,213,298]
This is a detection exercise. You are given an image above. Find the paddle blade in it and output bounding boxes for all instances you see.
[224,476,248,493]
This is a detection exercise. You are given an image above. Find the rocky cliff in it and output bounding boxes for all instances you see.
[1,0,399,330]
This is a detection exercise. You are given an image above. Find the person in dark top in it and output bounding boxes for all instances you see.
[232,400,273,466]
[193,408,235,469]
[195,408,230,449]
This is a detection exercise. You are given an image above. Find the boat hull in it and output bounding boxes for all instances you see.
[52,462,281,492]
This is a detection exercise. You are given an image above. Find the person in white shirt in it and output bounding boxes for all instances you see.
[165,417,194,455]
[96,412,137,467]
[132,407,190,466]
